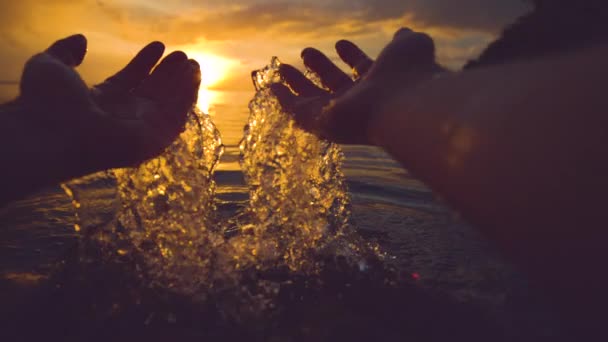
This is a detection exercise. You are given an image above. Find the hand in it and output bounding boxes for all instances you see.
[16,34,201,177]
[272,28,446,145]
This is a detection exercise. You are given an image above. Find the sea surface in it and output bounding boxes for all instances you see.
[0,89,563,341]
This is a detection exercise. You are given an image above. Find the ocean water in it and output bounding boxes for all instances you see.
[0,71,563,341]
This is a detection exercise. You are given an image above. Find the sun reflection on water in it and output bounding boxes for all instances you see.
[198,87,213,114]
[183,50,235,115]
[197,87,227,116]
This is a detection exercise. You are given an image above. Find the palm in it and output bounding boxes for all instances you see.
[18,35,200,176]
[271,39,372,144]
[273,28,444,145]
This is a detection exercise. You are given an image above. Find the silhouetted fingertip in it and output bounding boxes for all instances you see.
[300,47,352,91]
[335,40,373,78]
[335,40,366,62]
[183,60,201,85]
[147,41,165,50]
[394,27,414,39]
[301,47,314,59]
[130,41,165,70]
[148,51,189,82]
[71,34,88,66]
[62,34,87,47]
[301,48,334,70]
[163,50,188,64]
[189,60,202,84]
[301,47,322,57]
[176,59,196,77]
[335,40,355,51]
[47,34,88,66]
[301,48,329,70]
[278,64,324,96]
[142,41,165,58]
[188,59,200,69]
[68,34,87,49]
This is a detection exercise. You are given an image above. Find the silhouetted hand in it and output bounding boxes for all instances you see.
[272,28,445,145]
[16,34,201,177]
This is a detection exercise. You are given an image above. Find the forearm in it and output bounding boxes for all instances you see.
[372,44,608,271]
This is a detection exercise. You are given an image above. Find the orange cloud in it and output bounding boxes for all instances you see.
[0,0,530,96]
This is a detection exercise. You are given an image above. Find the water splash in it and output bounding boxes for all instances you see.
[112,109,224,294]
[235,57,364,274]
[61,59,383,315]
[63,109,225,295]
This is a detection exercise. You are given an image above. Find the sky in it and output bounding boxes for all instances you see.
[0,0,531,102]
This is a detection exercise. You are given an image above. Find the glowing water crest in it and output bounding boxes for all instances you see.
[63,58,379,307]
[237,57,357,273]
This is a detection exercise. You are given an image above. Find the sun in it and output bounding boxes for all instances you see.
[182,52,235,113]
[188,52,231,88]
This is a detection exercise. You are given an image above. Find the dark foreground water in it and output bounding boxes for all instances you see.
[0,144,565,341]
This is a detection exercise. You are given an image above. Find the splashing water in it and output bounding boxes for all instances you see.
[62,59,383,314]
[63,109,225,295]
[112,109,224,294]
[235,57,365,274]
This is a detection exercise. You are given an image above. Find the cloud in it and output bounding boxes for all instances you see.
[0,0,530,52]
[407,0,530,31]
[89,0,529,43]
[0,0,531,91]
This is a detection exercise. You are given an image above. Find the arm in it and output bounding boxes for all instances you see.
[0,35,201,206]
[369,44,608,263]
[276,30,608,310]
[359,43,608,326]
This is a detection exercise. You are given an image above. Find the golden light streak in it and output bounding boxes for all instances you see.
[197,88,223,115]
[182,50,237,113]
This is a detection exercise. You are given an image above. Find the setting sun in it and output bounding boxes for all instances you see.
[184,51,237,113]
[188,52,233,88]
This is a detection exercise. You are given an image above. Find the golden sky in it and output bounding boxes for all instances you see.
[0,0,530,101]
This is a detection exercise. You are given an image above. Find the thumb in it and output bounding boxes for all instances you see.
[46,34,88,67]
[20,36,91,107]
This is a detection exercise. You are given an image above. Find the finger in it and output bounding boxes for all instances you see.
[335,40,373,78]
[390,28,436,64]
[271,83,328,134]
[188,59,202,104]
[369,30,436,81]
[46,34,87,67]
[167,59,201,105]
[105,41,165,90]
[394,27,414,40]
[279,64,325,96]
[301,47,352,92]
[270,83,296,112]
[158,59,200,130]
[154,51,188,76]
[136,51,188,97]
